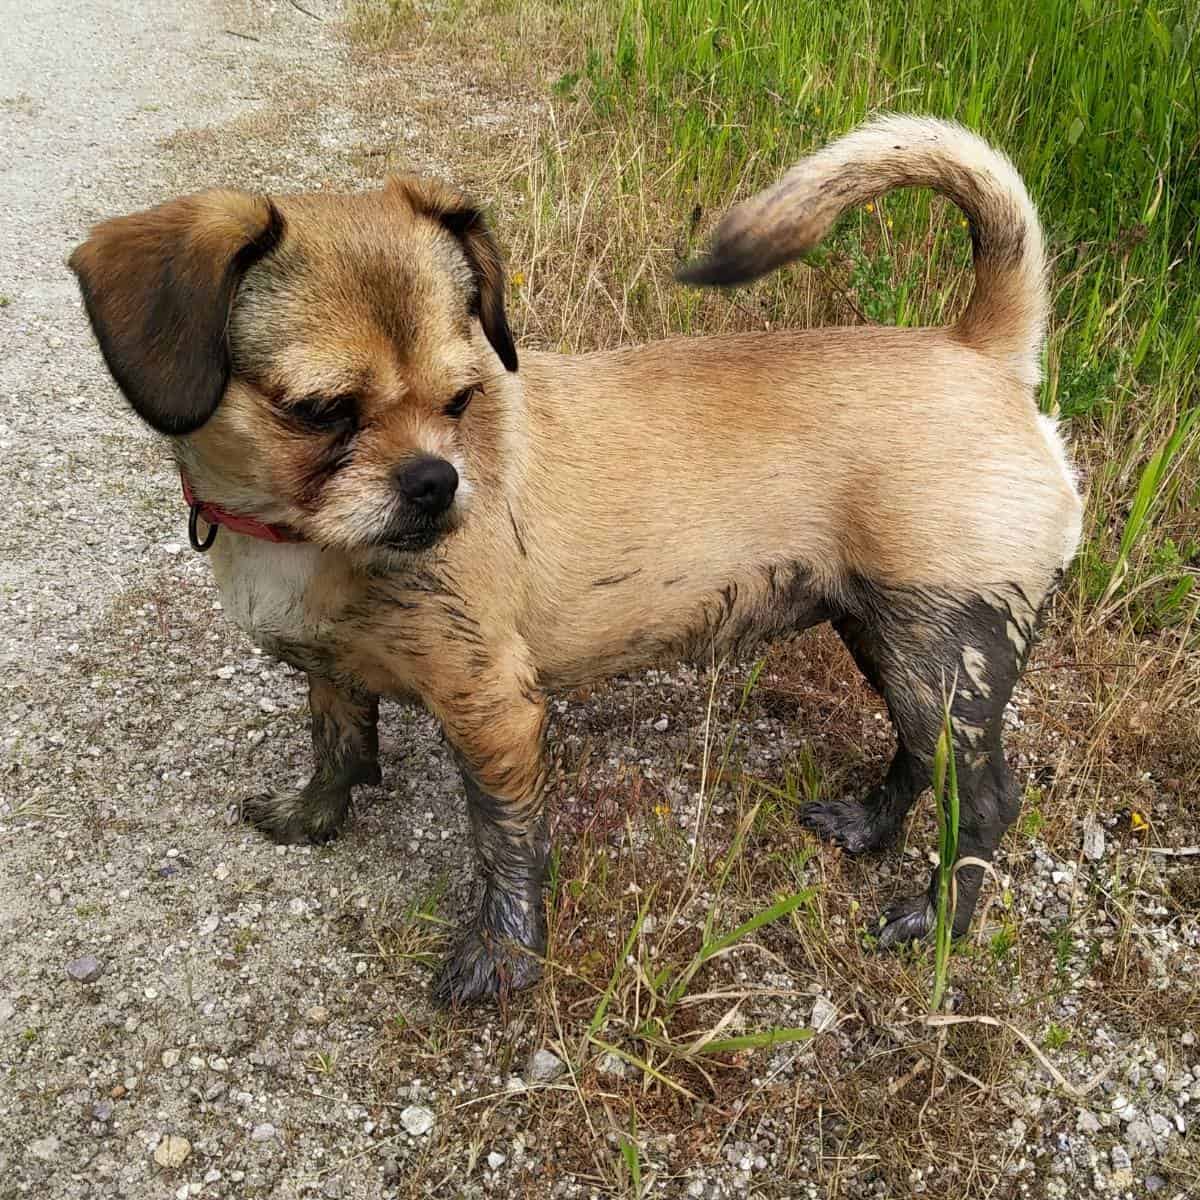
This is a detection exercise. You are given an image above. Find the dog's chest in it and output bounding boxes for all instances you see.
[208,540,430,697]
[210,540,339,674]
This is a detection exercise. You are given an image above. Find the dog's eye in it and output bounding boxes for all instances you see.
[443,387,475,418]
[290,394,358,430]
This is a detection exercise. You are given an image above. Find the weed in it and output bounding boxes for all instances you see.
[930,697,960,1011]
[307,1049,340,1076]
[1043,1022,1072,1051]
[232,927,259,955]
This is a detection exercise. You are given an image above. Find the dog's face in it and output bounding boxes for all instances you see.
[69,177,517,559]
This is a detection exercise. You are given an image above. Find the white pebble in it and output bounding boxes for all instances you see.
[400,1106,435,1136]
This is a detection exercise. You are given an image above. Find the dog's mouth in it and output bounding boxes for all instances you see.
[371,510,461,554]
[377,527,444,552]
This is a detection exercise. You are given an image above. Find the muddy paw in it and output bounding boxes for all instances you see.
[802,798,896,854]
[874,893,936,950]
[432,928,543,1007]
[240,788,349,846]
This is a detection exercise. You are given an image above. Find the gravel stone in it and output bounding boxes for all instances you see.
[1082,815,1105,861]
[529,1049,567,1083]
[400,1106,435,1136]
[811,994,838,1033]
[153,1135,191,1168]
[1124,1120,1155,1153]
[65,955,104,983]
[487,1152,506,1170]
[250,1123,277,1143]
[30,1136,59,1162]
[597,1052,628,1078]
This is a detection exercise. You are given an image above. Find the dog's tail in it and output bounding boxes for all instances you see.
[677,114,1048,385]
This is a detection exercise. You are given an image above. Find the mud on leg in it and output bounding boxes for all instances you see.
[834,582,1039,946]
[243,675,381,844]
[433,691,550,1005]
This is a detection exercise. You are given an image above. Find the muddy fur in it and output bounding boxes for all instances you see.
[69,115,1083,1004]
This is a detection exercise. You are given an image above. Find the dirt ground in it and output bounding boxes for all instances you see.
[2,3,1198,1199]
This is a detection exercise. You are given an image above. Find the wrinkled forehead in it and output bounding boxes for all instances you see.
[228,192,478,399]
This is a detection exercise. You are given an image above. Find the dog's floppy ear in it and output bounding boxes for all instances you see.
[68,191,284,435]
[390,174,518,373]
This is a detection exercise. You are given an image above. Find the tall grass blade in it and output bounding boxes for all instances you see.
[931,696,959,1011]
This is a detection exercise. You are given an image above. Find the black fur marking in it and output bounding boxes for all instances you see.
[592,569,643,588]
[437,206,518,373]
[507,502,528,559]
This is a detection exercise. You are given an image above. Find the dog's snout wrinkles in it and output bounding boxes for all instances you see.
[395,456,459,515]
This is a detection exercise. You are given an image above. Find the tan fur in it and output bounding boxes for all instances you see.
[70,116,1083,1002]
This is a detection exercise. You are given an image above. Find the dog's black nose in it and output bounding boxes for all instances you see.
[395,456,459,516]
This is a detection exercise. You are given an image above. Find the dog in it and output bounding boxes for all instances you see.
[69,115,1082,1004]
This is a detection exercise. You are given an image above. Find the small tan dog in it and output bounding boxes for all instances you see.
[70,116,1081,1004]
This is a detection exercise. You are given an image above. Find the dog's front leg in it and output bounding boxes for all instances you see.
[242,675,381,844]
[431,688,549,1005]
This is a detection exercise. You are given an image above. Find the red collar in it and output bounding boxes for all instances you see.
[181,472,302,550]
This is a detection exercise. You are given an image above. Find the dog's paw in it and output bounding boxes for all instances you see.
[802,798,896,854]
[240,789,349,846]
[432,928,543,1007]
[873,893,936,950]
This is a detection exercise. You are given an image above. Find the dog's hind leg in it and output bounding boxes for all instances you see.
[429,663,550,1006]
[242,675,381,844]
[814,583,1036,946]
[802,613,927,853]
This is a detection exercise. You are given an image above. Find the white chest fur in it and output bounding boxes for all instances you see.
[209,537,324,650]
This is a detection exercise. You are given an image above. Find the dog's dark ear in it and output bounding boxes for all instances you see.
[68,191,284,435]
[390,175,518,373]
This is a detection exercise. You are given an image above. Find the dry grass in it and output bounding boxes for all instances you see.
[328,3,1200,1195]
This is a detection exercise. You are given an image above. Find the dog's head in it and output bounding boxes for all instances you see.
[69,178,517,558]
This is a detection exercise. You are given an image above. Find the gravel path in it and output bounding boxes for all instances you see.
[0,3,509,1195]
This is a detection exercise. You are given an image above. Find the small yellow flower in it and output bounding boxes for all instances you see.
[959,218,969,228]
[512,271,526,288]
[654,802,671,819]
[865,202,875,214]
[886,218,893,229]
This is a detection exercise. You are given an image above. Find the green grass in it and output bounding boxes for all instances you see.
[930,697,961,1011]
[559,0,1200,628]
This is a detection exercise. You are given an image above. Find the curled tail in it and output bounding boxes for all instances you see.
[678,114,1048,385]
